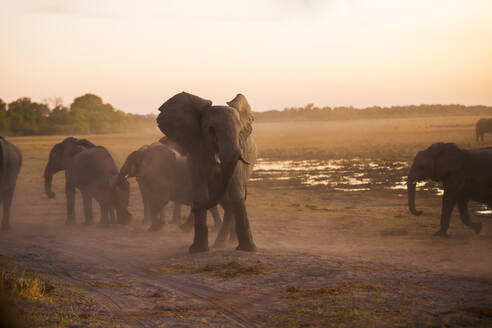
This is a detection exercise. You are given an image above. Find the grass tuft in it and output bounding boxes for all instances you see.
[0,269,52,302]
[195,261,270,278]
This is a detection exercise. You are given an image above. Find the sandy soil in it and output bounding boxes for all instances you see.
[1,186,491,327]
[1,118,492,327]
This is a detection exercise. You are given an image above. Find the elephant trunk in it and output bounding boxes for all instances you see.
[407,177,422,216]
[44,164,56,199]
[113,178,132,225]
[194,153,239,211]
[116,206,132,225]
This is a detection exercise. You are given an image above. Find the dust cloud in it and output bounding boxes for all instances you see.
[1,116,491,326]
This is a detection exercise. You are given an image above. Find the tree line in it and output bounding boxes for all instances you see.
[254,104,492,122]
[2,94,491,135]
[0,94,156,136]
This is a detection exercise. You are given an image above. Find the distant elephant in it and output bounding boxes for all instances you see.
[157,92,257,252]
[475,118,492,142]
[0,137,22,230]
[119,140,222,231]
[44,137,131,226]
[407,142,487,236]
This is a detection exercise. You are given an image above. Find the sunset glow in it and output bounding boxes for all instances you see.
[1,0,491,113]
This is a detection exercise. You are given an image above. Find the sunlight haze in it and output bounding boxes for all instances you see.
[1,0,491,113]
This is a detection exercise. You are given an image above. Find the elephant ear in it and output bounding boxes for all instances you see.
[430,143,465,182]
[227,94,254,147]
[51,143,64,162]
[157,92,212,152]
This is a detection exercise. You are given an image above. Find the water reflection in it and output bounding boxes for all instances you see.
[475,204,492,215]
[251,158,488,214]
[251,158,443,194]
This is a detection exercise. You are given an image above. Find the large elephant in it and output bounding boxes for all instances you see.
[44,137,131,226]
[407,142,487,236]
[178,95,257,245]
[119,140,222,231]
[0,137,22,230]
[475,118,492,142]
[157,92,257,253]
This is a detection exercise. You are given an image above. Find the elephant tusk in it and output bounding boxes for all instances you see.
[239,156,249,165]
[214,153,221,164]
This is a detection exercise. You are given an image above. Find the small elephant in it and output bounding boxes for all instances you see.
[44,137,132,226]
[407,142,488,236]
[119,140,222,231]
[0,137,22,230]
[157,92,257,253]
[475,118,492,142]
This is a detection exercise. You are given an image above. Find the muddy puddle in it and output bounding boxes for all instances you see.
[251,158,492,214]
[251,158,442,194]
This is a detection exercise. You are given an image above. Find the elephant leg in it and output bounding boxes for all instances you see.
[228,218,237,243]
[232,199,256,251]
[210,206,222,231]
[140,185,150,224]
[214,208,233,248]
[457,200,482,234]
[65,184,76,224]
[110,207,116,224]
[189,208,209,253]
[98,203,110,228]
[82,191,93,225]
[1,190,13,231]
[171,202,182,224]
[435,191,456,237]
[148,202,166,231]
[180,209,194,232]
[159,206,165,223]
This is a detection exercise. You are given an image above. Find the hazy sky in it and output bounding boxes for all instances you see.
[1,0,491,113]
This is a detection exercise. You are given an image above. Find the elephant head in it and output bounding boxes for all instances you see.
[44,137,96,198]
[156,92,253,210]
[118,146,148,180]
[407,143,464,216]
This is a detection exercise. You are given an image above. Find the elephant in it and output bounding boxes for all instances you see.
[475,118,492,142]
[119,140,222,231]
[44,137,132,226]
[178,95,258,247]
[0,137,22,231]
[407,142,489,236]
[157,92,257,253]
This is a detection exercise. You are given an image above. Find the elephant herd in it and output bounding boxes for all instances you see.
[1,99,491,251]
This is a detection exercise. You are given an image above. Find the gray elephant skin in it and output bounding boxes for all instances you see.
[0,137,22,230]
[407,142,489,236]
[475,118,492,142]
[119,139,222,231]
[157,92,257,253]
[44,137,131,226]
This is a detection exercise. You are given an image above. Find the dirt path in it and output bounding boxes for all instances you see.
[2,192,492,328]
[1,222,266,327]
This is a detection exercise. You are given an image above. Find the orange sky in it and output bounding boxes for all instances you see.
[1,0,491,113]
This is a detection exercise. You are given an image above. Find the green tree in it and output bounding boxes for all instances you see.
[7,98,50,135]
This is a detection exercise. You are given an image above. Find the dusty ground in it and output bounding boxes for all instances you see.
[1,116,492,327]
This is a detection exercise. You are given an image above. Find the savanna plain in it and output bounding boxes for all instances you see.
[1,115,492,327]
